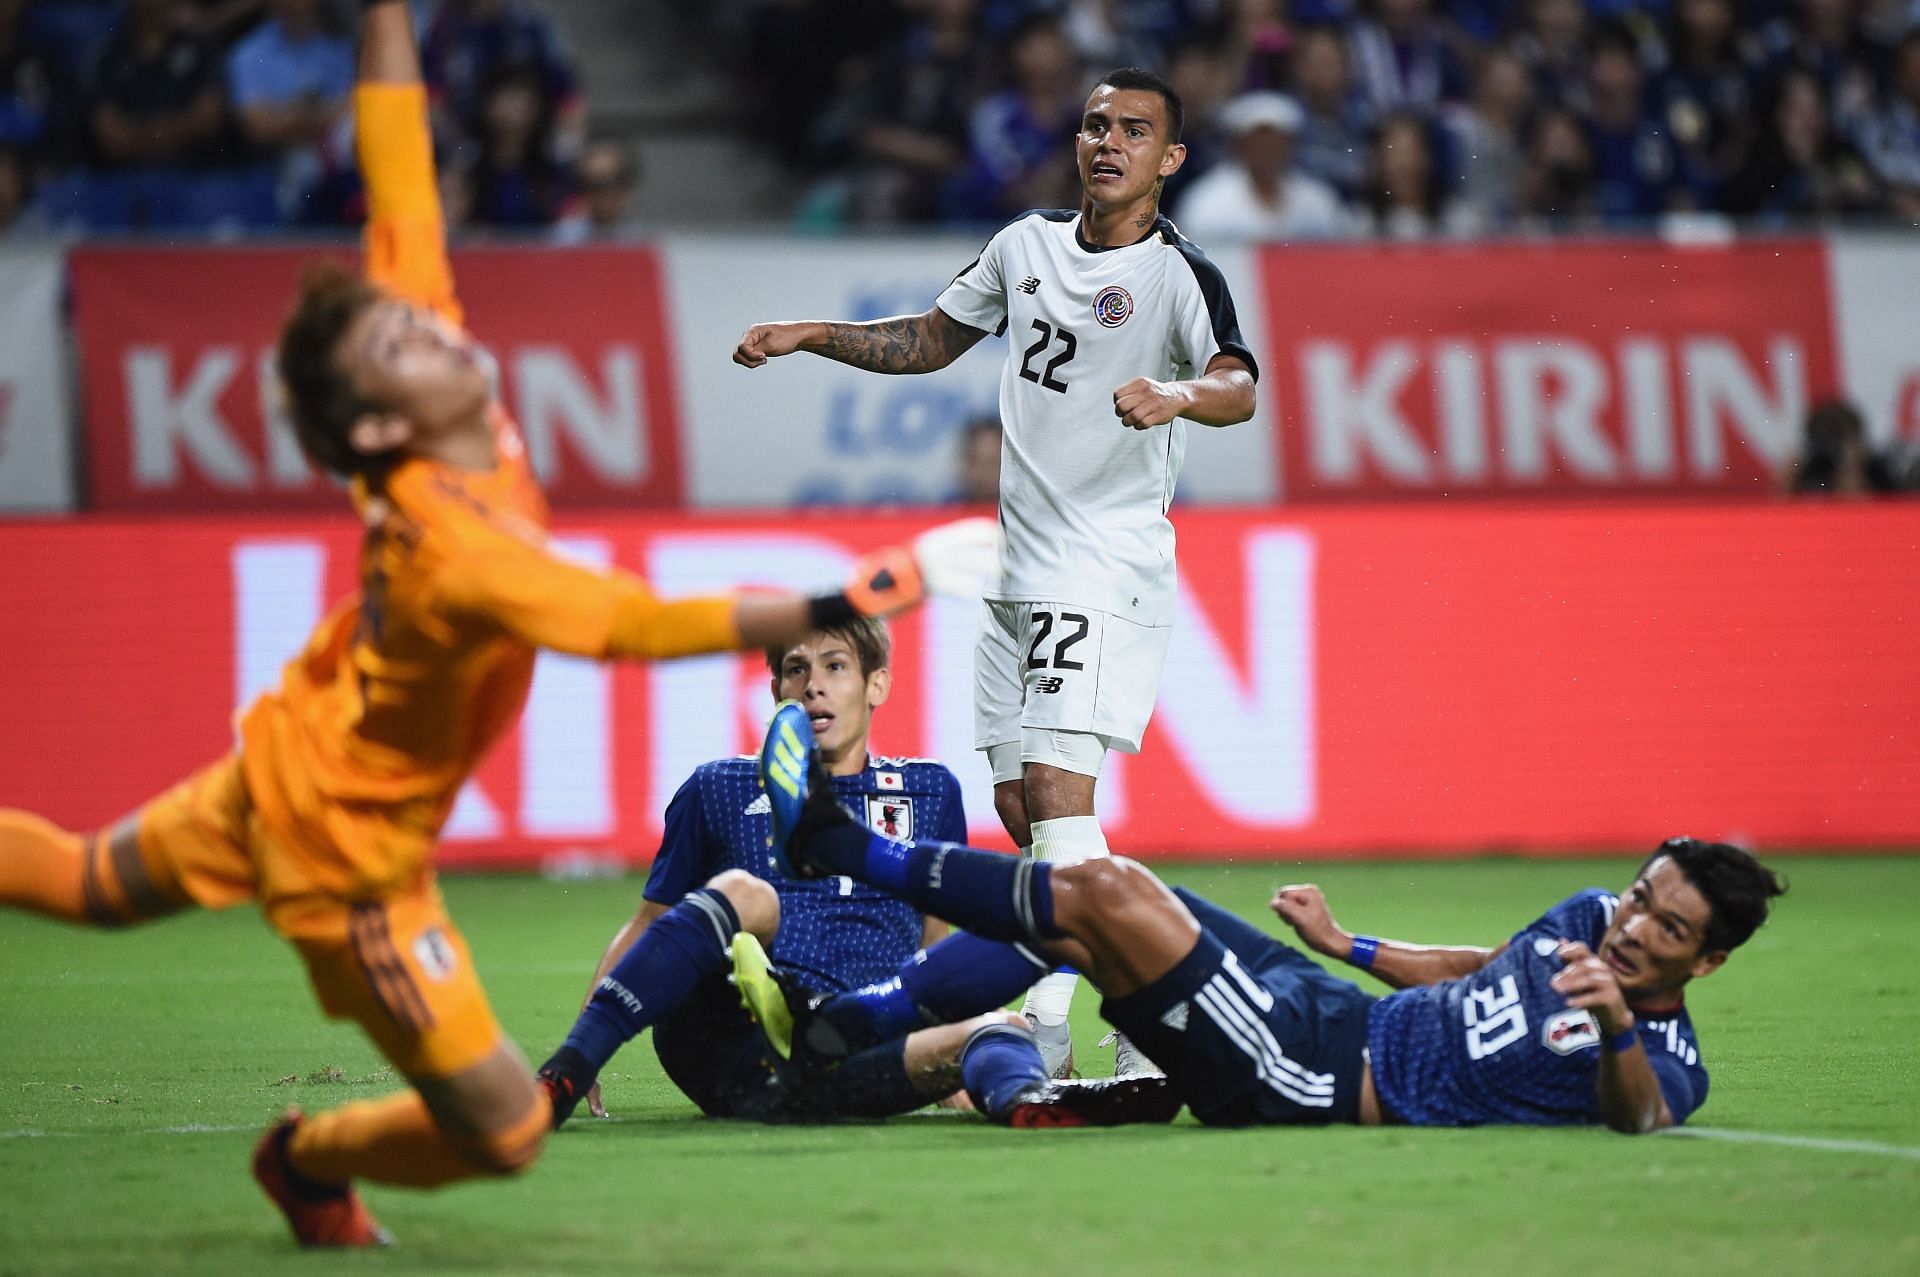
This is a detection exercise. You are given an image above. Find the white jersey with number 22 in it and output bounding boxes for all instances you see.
[936,210,1257,628]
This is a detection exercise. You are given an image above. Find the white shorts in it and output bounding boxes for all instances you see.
[973,599,1172,779]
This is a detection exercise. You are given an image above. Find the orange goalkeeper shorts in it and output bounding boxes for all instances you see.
[134,755,505,1080]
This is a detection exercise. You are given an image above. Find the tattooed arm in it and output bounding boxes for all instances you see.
[733,308,989,375]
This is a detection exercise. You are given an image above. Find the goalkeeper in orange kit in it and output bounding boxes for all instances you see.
[0,0,925,1250]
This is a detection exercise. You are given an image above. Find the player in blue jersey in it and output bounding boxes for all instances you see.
[749,706,1787,1133]
[536,618,1059,1126]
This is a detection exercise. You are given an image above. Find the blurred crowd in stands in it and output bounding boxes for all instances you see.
[712,0,1920,234]
[6,0,1920,238]
[0,0,638,236]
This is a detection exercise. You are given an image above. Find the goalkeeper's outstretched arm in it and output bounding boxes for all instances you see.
[355,0,461,322]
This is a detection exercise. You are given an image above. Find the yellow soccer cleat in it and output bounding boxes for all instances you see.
[732,932,795,1061]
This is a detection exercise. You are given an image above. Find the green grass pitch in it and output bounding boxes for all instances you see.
[3,856,1916,1277]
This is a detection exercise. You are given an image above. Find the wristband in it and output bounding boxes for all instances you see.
[806,592,860,631]
[1347,935,1380,970]
[1604,1026,1639,1053]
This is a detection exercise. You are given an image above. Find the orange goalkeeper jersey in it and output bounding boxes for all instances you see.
[238,83,737,902]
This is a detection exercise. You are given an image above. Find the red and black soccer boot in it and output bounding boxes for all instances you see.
[1004,1074,1184,1129]
[251,1109,394,1248]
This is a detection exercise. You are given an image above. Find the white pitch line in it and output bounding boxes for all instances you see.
[6,1121,1917,1160]
[0,1115,658,1140]
[0,1123,255,1139]
[1661,1127,1920,1161]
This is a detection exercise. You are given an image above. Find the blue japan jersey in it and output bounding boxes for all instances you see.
[1368,890,1709,1127]
[642,755,966,995]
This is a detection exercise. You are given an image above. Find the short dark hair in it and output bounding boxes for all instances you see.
[276,261,385,479]
[1640,837,1788,954]
[1588,19,1642,61]
[764,617,892,679]
[1097,66,1184,141]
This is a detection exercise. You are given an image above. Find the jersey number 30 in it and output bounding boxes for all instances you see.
[1019,321,1077,393]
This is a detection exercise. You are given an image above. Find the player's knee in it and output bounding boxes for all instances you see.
[448,1090,549,1178]
[1056,857,1156,925]
[458,1122,547,1178]
[992,786,1030,844]
[706,869,779,942]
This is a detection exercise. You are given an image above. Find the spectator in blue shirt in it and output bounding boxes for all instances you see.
[1583,23,1681,222]
[1521,102,1602,229]
[468,61,573,227]
[227,0,353,219]
[1511,0,1592,111]
[1348,0,1468,119]
[1754,0,1887,136]
[84,0,227,173]
[421,0,582,163]
[1728,64,1882,220]
[1854,28,1920,221]
[1,0,80,165]
[1649,0,1759,208]
[815,0,987,223]
[1288,24,1376,202]
[77,0,278,229]
[945,14,1086,222]
[1445,46,1535,234]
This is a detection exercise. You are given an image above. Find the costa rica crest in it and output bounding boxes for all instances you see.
[1093,285,1133,328]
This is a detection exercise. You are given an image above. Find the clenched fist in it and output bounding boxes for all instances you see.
[1112,376,1187,430]
[1271,883,1347,957]
[734,322,815,368]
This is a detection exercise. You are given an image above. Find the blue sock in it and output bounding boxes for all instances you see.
[825,933,1053,1047]
[560,887,739,1074]
[961,1022,1050,1120]
[805,826,1061,946]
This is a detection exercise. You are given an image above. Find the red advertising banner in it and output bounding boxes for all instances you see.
[68,246,685,512]
[1262,239,1842,501]
[2,506,1913,868]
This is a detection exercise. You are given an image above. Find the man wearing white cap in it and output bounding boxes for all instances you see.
[1173,91,1353,242]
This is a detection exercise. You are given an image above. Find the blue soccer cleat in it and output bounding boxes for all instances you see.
[758,699,848,879]
[760,699,815,876]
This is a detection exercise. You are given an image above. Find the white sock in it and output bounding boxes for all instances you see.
[1021,816,1109,1025]
[1024,970,1078,1026]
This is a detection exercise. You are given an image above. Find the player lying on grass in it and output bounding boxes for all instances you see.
[536,620,1072,1126]
[0,1,926,1252]
[746,704,1787,1132]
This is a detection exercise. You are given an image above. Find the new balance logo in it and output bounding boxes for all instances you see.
[1034,676,1065,694]
[1018,276,1041,294]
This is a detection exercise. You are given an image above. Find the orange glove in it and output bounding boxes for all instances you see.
[843,545,925,617]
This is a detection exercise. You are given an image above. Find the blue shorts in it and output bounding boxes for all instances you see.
[652,973,927,1122]
[1100,888,1377,1126]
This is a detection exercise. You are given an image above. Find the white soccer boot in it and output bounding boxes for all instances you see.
[1102,1029,1161,1077]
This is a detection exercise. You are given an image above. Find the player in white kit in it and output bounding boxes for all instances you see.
[733,67,1257,1077]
